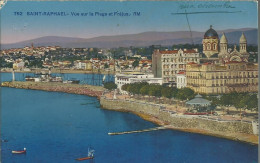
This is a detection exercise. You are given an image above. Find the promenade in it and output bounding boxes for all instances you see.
[102,91,259,145]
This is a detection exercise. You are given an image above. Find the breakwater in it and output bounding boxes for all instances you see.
[108,126,168,135]
[100,96,258,145]
[1,81,105,98]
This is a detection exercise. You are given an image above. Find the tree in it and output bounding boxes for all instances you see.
[161,87,172,98]
[121,84,129,91]
[132,60,139,68]
[140,85,149,96]
[104,63,109,69]
[219,94,232,106]
[104,82,117,90]
[176,88,195,100]
[247,94,258,110]
[171,87,178,98]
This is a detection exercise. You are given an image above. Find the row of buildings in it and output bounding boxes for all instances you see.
[1,44,153,72]
[121,25,258,95]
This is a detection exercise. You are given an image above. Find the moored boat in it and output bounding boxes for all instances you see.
[12,148,26,154]
[63,79,80,84]
[76,148,94,161]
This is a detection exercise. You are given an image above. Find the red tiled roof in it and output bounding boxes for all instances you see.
[203,62,212,65]
[160,50,178,54]
[177,71,186,75]
[184,49,197,53]
[187,62,197,65]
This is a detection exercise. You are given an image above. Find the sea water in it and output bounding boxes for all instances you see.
[0,72,114,85]
[0,73,258,163]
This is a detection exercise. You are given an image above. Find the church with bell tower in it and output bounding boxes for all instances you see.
[202,25,219,58]
[202,25,249,63]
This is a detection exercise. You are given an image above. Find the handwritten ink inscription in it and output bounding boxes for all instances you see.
[179,2,235,9]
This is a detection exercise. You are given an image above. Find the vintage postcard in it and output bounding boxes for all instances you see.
[0,0,258,162]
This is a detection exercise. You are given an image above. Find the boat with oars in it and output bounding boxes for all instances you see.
[76,148,95,161]
[12,148,26,154]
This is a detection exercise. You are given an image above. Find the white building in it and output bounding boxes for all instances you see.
[115,73,163,93]
[176,71,186,89]
[13,61,25,70]
[152,48,200,84]
[74,60,92,70]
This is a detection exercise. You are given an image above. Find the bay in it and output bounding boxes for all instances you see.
[0,73,258,163]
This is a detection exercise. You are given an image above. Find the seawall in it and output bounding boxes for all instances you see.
[100,96,258,145]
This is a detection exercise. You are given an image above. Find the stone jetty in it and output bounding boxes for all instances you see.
[1,81,106,98]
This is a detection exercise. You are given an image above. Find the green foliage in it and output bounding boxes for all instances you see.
[29,60,43,68]
[209,92,258,110]
[132,60,139,68]
[120,82,258,110]
[161,87,172,98]
[140,85,150,95]
[171,87,178,98]
[121,83,195,100]
[104,82,117,90]
[121,84,129,91]
[0,57,13,68]
[176,88,195,100]
[104,63,109,69]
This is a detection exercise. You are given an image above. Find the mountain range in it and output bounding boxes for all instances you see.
[1,28,257,49]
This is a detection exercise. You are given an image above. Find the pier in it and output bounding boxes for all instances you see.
[1,81,105,98]
[108,126,169,135]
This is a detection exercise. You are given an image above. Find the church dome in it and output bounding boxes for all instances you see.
[204,25,219,39]
[220,33,227,43]
[239,32,247,43]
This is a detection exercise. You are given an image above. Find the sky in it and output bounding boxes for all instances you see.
[0,1,258,44]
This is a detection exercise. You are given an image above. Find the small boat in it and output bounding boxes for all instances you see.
[63,79,80,84]
[12,148,26,154]
[76,148,94,161]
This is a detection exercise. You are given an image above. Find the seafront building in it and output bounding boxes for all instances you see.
[186,26,258,94]
[176,71,186,89]
[186,62,258,94]
[151,25,258,94]
[115,72,163,93]
[152,48,200,84]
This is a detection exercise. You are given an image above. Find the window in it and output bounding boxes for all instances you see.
[207,43,211,50]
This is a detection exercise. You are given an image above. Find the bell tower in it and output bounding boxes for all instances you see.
[219,32,228,53]
[239,32,247,53]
